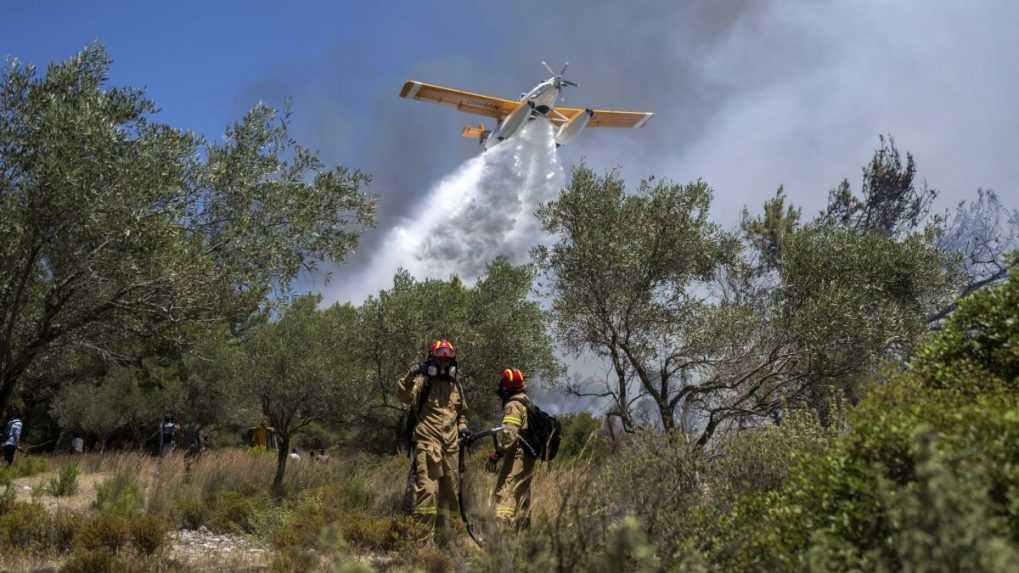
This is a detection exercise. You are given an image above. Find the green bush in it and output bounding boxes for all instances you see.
[128,514,168,556]
[61,550,118,573]
[0,454,48,483]
[60,549,159,573]
[47,463,80,497]
[75,514,131,553]
[0,501,49,550]
[0,482,16,514]
[50,509,79,552]
[74,513,168,559]
[914,254,1018,389]
[557,412,603,459]
[207,490,271,533]
[94,471,144,515]
[173,496,209,530]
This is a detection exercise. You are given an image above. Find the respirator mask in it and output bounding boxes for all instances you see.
[426,359,457,379]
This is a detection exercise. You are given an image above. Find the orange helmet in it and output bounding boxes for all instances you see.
[429,339,456,360]
[499,368,526,393]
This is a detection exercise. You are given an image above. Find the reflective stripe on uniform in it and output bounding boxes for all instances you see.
[502,416,522,427]
[414,506,437,515]
[495,506,515,518]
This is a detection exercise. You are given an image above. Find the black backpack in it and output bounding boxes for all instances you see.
[513,400,561,462]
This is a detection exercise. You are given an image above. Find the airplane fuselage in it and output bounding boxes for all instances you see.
[484,78,570,150]
[521,79,561,114]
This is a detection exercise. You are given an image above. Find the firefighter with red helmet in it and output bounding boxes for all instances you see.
[486,367,535,529]
[398,339,469,539]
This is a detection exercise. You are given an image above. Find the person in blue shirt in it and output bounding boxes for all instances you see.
[3,412,23,466]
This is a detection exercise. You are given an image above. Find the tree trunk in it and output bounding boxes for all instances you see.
[656,397,676,432]
[273,434,290,499]
[0,371,18,420]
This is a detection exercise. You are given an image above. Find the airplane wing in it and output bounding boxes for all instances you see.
[551,106,654,128]
[400,81,519,120]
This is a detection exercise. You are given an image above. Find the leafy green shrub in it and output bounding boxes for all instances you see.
[207,490,271,533]
[94,471,144,515]
[74,513,168,560]
[915,255,1018,388]
[0,501,49,549]
[0,455,48,483]
[48,463,80,497]
[339,514,423,551]
[60,549,157,573]
[61,550,117,573]
[412,546,454,573]
[556,412,603,460]
[51,509,79,552]
[0,482,16,514]
[75,513,131,553]
[173,496,209,530]
[335,477,374,512]
[128,514,168,556]
[250,504,292,541]
[270,547,318,573]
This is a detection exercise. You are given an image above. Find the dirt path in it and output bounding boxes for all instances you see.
[8,470,112,513]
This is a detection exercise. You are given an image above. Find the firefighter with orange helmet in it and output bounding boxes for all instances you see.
[486,367,535,529]
[398,339,469,539]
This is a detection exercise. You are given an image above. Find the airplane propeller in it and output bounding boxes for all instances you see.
[543,60,579,89]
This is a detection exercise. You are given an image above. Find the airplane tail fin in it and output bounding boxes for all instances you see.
[462,124,488,139]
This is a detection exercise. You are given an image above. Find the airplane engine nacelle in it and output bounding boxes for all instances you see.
[555,109,593,146]
[489,101,534,147]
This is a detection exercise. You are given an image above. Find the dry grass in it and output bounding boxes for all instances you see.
[0,446,613,572]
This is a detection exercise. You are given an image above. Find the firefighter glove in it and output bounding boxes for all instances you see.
[485,452,502,473]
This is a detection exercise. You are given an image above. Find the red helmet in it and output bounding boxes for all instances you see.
[499,368,526,393]
[429,339,456,360]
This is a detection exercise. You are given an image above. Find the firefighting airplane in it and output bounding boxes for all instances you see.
[399,62,653,150]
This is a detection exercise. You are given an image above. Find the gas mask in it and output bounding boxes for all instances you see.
[496,385,512,403]
[426,359,457,379]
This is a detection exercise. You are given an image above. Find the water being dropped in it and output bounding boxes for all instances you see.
[350,119,565,301]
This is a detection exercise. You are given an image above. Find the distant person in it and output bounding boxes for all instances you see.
[252,421,270,449]
[71,433,84,454]
[289,448,301,462]
[3,412,23,466]
[160,415,178,456]
[183,423,205,458]
[317,449,329,463]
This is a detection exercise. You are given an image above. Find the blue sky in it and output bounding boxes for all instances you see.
[3,2,486,156]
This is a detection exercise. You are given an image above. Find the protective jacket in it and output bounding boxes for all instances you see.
[398,369,468,533]
[493,393,536,528]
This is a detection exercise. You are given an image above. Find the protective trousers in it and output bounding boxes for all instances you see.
[493,444,535,529]
[412,441,460,534]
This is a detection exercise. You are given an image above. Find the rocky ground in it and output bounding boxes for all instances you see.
[169,526,270,572]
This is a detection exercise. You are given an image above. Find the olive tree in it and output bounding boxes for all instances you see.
[534,166,733,432]
[233,295,359,496]
[0,45,374,416]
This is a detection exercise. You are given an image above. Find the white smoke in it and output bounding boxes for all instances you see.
[342,119,565,303]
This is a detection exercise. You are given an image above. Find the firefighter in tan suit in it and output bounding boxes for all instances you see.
[486,368,536,529]
[398,340,469,538]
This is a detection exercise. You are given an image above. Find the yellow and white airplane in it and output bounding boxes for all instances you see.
[400,62,654,150]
